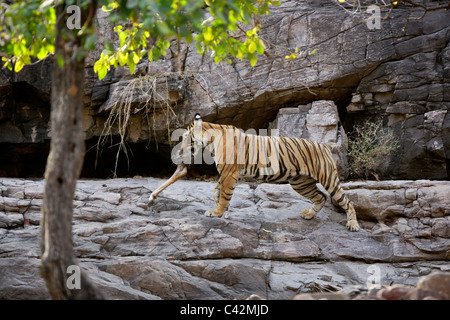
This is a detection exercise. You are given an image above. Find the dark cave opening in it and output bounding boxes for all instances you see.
[0,139,218,179]
[83,138,219,179]
[0,143,50,178]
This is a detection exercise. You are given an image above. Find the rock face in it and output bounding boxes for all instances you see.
[0,177,448,299]
[0,0,449,179]
[0,0,449,299]
[347,44,450,179]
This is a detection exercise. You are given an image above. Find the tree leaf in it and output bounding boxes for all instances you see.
[128,61,136,74]
[203,27,214,42]
[257,40,265,54]
[235,44,245,60]
[247,41,257,54]
[56,54,65,68]
[162,40,170,50]
[216,43,226,56]
[14,57,24,72]
[148,49,154,61]
[118,51,128,65]
[248,52,257,67]
[102,2,119,12]
[132,52,140,64]
[98,66,107,80]
[84,33,96,50]
[36,46,48,60]
[156,21,173,36]
[93,58,102,73]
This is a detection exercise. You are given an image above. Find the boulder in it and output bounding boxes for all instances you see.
[416,272,450,299]
[269,100,348,178]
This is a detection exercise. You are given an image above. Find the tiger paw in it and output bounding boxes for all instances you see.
[147,194,156,206]
[205,210,223,218]
[300,209,315,220]
[346,220,360,232]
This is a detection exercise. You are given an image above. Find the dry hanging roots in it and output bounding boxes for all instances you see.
[96,74,180,177]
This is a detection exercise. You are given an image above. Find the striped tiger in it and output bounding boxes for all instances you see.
[148,113,360,231]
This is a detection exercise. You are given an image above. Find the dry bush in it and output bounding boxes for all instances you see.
[347,121,399,179]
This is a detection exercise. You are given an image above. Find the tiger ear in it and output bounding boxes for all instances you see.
[194,113,202,129]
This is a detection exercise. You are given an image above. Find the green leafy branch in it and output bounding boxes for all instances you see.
[0,0,56,72]
[285,47,317,61]
[94,0,282,79]
[1,1,316,80]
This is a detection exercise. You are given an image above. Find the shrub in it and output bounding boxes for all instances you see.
[347,121,399,179]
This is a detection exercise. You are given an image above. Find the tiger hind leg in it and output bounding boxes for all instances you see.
[329,184,360,231]
[289,176,326,220]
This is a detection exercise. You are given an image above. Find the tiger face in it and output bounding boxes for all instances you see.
[191,113,211,148]
[173,113,208,164]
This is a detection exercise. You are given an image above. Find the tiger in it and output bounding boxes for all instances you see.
[147,113,360,231]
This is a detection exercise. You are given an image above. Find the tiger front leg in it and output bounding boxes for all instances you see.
[213,182,220,205]
[147,164,187,206]
[205,207,226,218]
[205,170,238,218]
[205,187,230,218]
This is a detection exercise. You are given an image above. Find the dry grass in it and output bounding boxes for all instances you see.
[347,121,399,179]
[96,74,184,177]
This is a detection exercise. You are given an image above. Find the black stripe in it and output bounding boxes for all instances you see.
[330,185,339,198]
[300,140,315,177]
[292,139,310,175]
[336,193,346,204]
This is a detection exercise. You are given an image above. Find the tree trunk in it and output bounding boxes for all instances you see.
[40,2,103,299]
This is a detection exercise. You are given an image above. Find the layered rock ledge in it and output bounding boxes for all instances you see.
[0,178,448,299]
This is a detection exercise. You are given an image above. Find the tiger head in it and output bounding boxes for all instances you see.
[173,113,210,164]
[191,113,211,146]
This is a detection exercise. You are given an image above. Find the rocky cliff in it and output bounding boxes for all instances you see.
[0,177,448,299]
[0,0,449,179]
[0,0,449,300]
